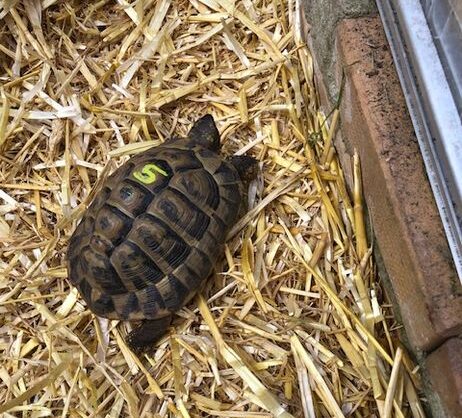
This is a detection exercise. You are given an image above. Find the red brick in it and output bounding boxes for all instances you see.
[425,337,462,417]
[332,17,462,352]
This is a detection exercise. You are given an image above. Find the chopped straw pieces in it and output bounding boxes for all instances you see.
[0,1,426,417]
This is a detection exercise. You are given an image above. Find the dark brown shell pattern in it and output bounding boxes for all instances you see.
[67,139,243,321]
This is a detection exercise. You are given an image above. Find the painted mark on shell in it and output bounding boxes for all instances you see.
[133,163,168,185]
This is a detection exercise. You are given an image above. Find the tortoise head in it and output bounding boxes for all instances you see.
[187,114,220,152]
[187,114,259,183]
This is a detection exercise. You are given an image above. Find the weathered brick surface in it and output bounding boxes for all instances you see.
[302,10,462,414]
[333,16,462,353]
[426,337,462,417]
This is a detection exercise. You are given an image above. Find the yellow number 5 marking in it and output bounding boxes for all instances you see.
[133,163,168,184]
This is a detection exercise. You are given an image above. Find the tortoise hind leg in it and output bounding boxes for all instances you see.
[127,315,172,353]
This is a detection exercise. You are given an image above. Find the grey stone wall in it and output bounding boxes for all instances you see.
[301,0,377,103]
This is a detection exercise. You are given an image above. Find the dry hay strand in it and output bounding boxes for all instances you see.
[0,1,426,417]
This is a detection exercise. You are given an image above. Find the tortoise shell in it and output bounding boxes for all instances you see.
[67,115,256,331]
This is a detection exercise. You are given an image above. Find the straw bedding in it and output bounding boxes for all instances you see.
[0,1,426,417]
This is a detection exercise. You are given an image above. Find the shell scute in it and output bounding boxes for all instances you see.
[139,284,166,314]
[169,169,220,211]
[110,240,164,291]
[89,234,113,255]
[108,179,153,217]
[148,188,211,241]
[157,274,189,310]
[92,294,115,317]
[84,247,127,295]
[128,213,190,271]
[94,205,133,247]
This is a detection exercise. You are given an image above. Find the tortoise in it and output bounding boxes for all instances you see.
[67,115,258,351]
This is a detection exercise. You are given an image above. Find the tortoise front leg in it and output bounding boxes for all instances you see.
[127,314,172,353]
